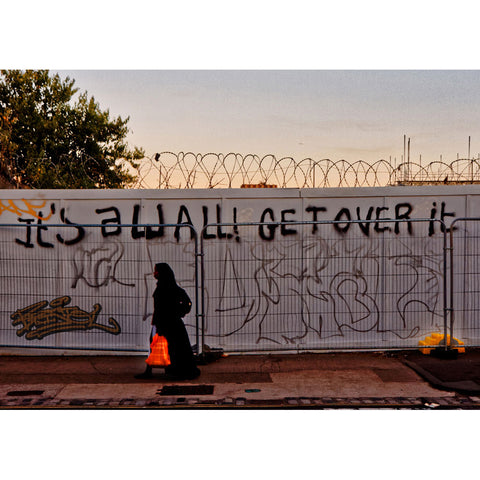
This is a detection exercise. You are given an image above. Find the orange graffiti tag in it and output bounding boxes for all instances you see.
[0,199,53,220]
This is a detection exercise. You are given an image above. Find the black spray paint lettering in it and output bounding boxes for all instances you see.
[305,206,327,233]
[131,204,165,239]
[395,203,413,235]
[428,202,457,236]
[15,211,54,248]
[259,208,299,240]
[262,204,416,239]
[374,207,392,233]
[281,209,297,236]
[259,208,277,241]
[201,204,238,241]
[233,207,240,242]
[12,200,452,247]
[96,207,122,237]
[333,208,351,234]
[174,205,195,242]
[131,205,144,239]
[202,206,216,240]
[147,205,166,239]
[202,204,232,239]
[36,212,54,248]
[356,206,374,236]
[333,207,393,235]
[15,218,34,248]
[306,204,413,236]
[98,203,238,242]
[332,204,413,236]
[216,205,228,239]
[98,203,199,241]
[56,208,85,245]
[15,204,84,248]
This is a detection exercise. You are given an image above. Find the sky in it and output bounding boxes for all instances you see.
[53,69,480,165]
[4,1,480,169]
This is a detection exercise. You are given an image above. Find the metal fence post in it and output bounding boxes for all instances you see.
[186,224,201,357]
[194,226,204,356]
[448,220,457,350]
[441,219,449,351]
[199,226,207,356]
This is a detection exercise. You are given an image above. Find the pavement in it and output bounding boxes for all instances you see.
[1,348,480,409]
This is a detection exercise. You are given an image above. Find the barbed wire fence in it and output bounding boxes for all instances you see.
[126,152,480,189]
[7,151,480,189]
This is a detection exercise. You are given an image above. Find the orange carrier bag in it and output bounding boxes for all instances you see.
[145,334,171,367]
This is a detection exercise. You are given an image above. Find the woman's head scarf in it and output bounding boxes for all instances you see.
[155,263,177,289]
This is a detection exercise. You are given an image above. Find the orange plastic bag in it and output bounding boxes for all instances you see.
[145,334,171,366]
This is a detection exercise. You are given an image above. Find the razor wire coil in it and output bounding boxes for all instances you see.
[8,151,480,189]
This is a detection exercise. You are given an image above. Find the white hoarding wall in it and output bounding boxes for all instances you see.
[0,186,477,353]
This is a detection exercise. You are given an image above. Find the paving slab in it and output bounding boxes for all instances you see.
[56,383,160,400]
[260,369,450,399]
[0,351,477,408]
[0,383,64,398]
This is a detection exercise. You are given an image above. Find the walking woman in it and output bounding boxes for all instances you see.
[136,263,200,380]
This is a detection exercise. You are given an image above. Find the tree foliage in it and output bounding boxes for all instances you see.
[0,70,143,188]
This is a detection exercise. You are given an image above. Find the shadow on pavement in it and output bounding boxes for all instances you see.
[404,349,480,394]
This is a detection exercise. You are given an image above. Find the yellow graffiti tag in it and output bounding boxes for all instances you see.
[10,296,121,340]
[0,199,53,220]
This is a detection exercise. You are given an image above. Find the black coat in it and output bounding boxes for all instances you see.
[151,280,197,376]
[151,284,191,332]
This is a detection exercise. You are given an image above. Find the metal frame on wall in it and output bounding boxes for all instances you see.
[199,218,449,354]
[0,223,199,353]
[0,217,465,355]
[449,218,480,348]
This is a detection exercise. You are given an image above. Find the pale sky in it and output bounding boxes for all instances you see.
[55,70,480,165]
[6,1,480,168]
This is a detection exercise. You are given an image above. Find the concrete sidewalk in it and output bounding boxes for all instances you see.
[0,350,478,409]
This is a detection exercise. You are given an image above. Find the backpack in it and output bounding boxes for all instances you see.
[176,289,192,318]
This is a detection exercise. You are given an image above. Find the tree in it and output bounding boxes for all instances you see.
[0,70,144,188]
